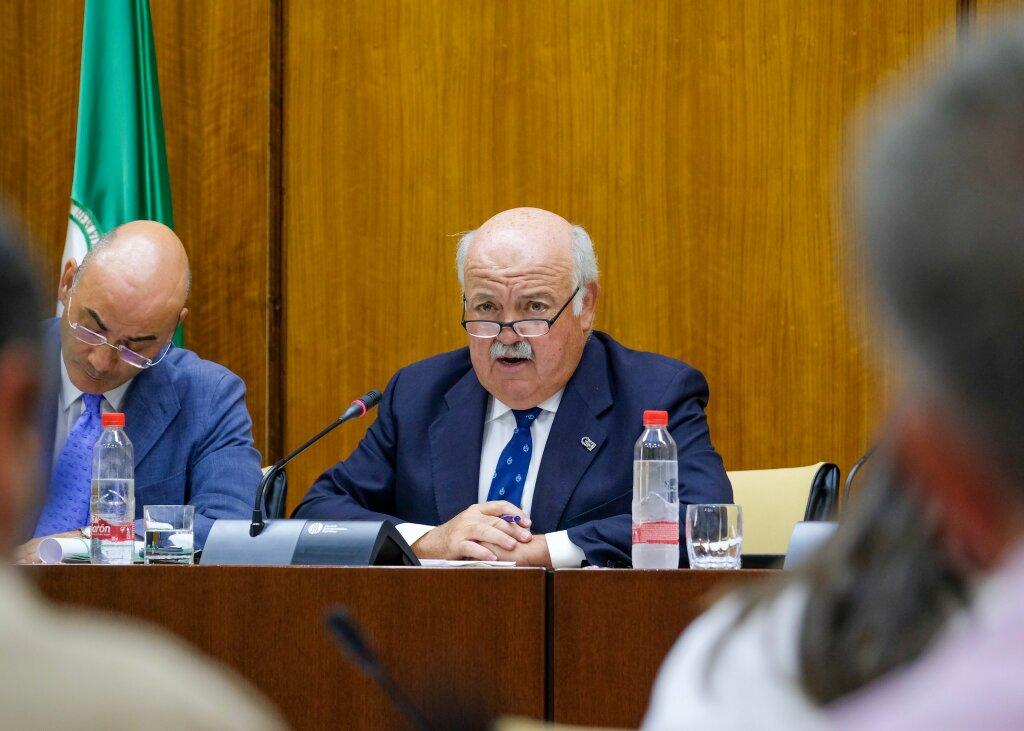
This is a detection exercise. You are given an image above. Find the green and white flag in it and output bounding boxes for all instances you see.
[62,0,180,344]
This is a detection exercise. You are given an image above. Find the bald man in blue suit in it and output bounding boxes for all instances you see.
[17,222,261,562]
[295,208,732,568]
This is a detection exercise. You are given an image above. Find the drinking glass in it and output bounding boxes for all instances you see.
[144,505,195,565]
[685,504,743,569]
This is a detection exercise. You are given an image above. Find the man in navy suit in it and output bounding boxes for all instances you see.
[295,207,732,567]
[16,221,262,562]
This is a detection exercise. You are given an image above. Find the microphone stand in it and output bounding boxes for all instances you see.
[250,393,379,537]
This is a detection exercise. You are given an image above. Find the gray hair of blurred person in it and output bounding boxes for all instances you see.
[780,34,1024,699]
[861,27,1024,488]
[697,23,1024,706]
[0,212,44,358]
[455,224,599,315]
[0,209,47,539]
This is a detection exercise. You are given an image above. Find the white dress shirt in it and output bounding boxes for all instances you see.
[396,389,588,568]
[52,354,134,466]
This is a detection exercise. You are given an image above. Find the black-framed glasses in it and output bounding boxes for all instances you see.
[461,287,580,338]
[65,293,172,369]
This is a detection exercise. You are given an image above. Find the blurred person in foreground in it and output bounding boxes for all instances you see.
[830,20,1024,729]
[646,20,1024,731]
[0,212,284,728]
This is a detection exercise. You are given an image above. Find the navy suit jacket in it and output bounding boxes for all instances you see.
[35,319,263,547]
[294,331,732,567]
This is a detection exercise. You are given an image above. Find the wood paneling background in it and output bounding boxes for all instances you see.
[0,0,277,460]
[282,0,957,510]
[0,1,84,288]
[149,0,277,461]
[2,1,976,515]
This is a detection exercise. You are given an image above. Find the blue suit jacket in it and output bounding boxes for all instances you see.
[294,331,732,566]
[35,319,263,547]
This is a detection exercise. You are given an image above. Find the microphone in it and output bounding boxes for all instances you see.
[250,389,381,537]
[326,608,432,731]
[842,446,876,509]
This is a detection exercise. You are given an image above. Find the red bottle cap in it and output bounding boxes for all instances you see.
[643,410,668,427]
[101,412,125,428]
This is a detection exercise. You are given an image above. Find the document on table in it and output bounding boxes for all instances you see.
[418,559,517,568]
[36,537,145,564]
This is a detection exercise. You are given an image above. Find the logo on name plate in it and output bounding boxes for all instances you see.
[307,522,325,535]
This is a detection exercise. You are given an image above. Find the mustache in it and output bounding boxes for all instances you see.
[490,340,534,360]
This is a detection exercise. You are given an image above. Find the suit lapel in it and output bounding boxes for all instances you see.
[529,338,613,534]
[429,369,488,523]
[123,361,180,467]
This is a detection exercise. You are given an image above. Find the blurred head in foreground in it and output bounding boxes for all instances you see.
[861,27,1024,570]
[0,212,44,554]
[647,24,1024,730]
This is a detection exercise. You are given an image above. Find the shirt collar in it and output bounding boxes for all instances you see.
[59,351,134,412]
[486,388,565,423]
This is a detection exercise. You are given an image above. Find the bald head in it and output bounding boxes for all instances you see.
[58,220,190,394]
[456,207,598,315]
[73,221,191,308]
[474,207,575,261]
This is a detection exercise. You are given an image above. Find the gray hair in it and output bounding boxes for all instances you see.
[860,26,1024,486]
[455,224,599,315]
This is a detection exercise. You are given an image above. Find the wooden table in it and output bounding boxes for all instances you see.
[30,566,547,730]
[550,569,772,727]
[28,566,771,729]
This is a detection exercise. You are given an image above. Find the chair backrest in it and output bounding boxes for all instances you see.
[727,463,840,554]
[260,466,289,520]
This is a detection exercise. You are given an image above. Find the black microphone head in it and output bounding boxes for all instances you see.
[342,389,383,420]
[327,608,379,674]
[359,389,382,410]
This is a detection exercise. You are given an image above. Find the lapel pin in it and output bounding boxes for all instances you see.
[581,436,597,452]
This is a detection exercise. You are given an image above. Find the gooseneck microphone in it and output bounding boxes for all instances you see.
[326,608,432,731]
[842,445,876,509]
[249,389,381,537]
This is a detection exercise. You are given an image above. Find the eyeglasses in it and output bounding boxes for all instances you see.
[461,287,580,338]
[65,293,172,369]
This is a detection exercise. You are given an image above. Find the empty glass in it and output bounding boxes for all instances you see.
[685,504,743,569]
[144,505,195,564]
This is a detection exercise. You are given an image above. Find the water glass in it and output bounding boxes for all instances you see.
[144,505,195,565]
[685,503,743,569]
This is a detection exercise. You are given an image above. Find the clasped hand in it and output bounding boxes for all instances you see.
[412,501,548,564]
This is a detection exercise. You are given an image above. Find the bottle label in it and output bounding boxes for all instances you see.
[91,517,134,543]
[632,520,679,545]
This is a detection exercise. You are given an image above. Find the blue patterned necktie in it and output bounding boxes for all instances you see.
[34,393,104,537]
[486,407,542,507]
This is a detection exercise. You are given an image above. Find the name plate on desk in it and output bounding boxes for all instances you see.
[201,519,419,566]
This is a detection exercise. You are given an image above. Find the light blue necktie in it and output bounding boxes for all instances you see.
[486,407,542,507]
[34,393,103,537]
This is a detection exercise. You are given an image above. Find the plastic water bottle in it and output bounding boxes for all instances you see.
[632,410,680,569]
[90,412,135,565]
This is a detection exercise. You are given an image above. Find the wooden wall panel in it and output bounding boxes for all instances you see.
[0,1,84,288]
[283,0,957,512]
[149,0,277,461]
[0,1,277,461]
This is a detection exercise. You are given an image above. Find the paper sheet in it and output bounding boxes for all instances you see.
[418,559,517,568]
[37,537,145,564]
